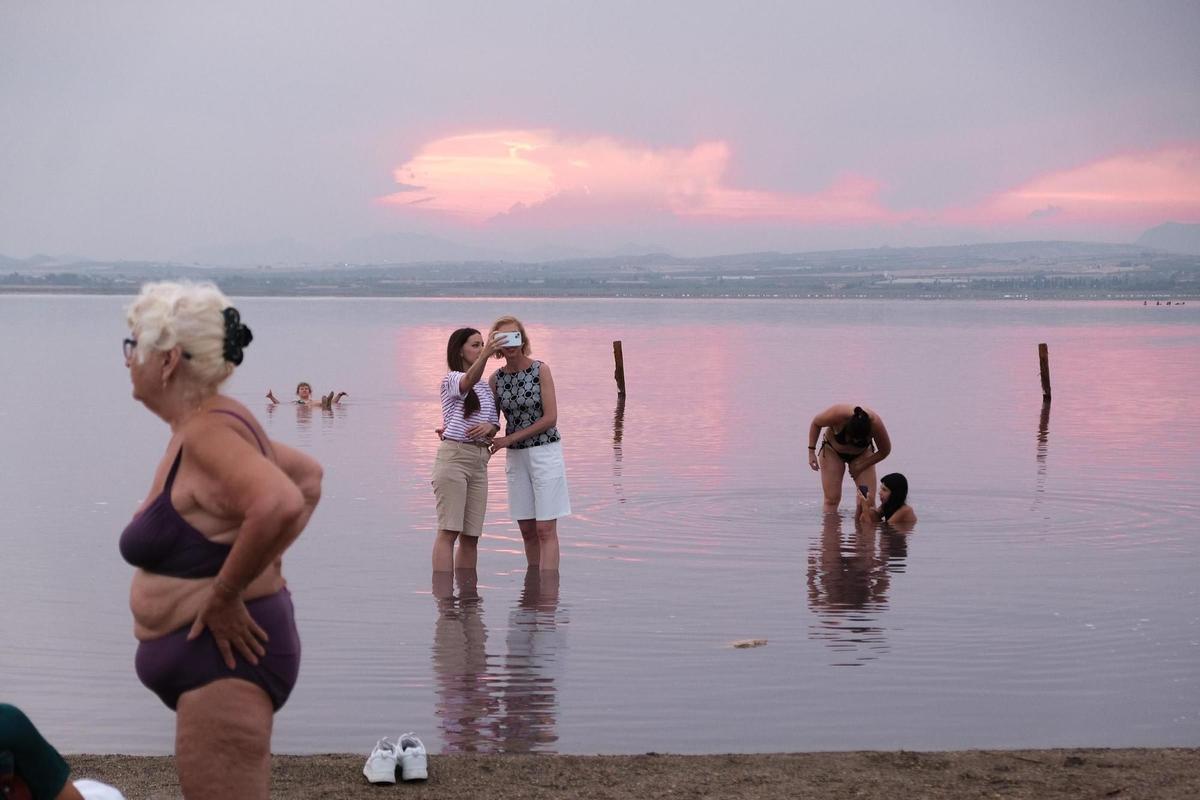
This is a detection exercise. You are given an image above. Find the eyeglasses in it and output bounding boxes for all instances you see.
[123,337,192,361]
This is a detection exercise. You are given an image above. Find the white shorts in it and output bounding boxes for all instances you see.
[504,440,571,521]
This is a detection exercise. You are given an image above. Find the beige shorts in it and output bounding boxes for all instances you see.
[431,439,492,537]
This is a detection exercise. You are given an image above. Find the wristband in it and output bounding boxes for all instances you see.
[807,446,816,450]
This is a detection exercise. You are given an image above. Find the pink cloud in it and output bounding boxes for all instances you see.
[380,131,1200,232]
[379,130,899,225]
[950,144,1200,226]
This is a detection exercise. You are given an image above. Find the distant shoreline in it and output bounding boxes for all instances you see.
[66,749,1200,799]
[2,287,1197,302]
[3,239,1197,301]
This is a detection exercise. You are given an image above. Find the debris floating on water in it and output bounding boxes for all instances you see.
[731,639,768,649]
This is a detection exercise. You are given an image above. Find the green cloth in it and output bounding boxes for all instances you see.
[0,704,71,800]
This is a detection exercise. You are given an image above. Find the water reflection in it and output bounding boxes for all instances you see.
[1034,401,1051,507]
[806,512,909,666]
[497,569,564,752]
[431,570,498,752]
[265,401,348,446]
[613,395,626,503]
[430,570,566,753]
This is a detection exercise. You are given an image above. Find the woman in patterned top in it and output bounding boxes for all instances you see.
[487,315,570,571]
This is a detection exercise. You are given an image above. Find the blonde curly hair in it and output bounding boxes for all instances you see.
[125,281,239,390]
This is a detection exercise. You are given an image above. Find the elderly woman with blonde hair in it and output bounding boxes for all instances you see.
[119,281,322,799]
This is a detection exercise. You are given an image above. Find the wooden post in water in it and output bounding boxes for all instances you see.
[613,340,627,396]
[1038,343,1052,402]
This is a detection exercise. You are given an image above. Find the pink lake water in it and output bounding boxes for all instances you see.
[1,295,1197,754]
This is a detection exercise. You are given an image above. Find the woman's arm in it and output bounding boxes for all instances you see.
[808,405,850,470]
[856,489,881,526]
[849,414,892,477]
[182,422,313,668]
[493,363,558,449]
[458,335,501,394]
[272,441,323,543]
[807,420,825,470]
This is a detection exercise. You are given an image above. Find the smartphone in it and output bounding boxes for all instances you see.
[858,484,869,497]
[497,331,523,348]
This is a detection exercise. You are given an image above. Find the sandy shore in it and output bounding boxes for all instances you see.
[67,749,1199,799]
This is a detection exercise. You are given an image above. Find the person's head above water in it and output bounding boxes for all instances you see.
[879,472,909,520]
[125,281,253,400]
[295,382,312,400]
[843,406,872,446]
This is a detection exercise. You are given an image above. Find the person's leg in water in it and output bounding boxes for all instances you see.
[535,519,559,571]
[517,518,540,567]
[818,445,847,511]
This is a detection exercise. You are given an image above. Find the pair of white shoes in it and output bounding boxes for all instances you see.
[363,733,428,784]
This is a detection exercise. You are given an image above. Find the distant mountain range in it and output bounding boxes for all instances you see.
[0,236,1179,274]
[1136,222,1200,255]
[5,234,1198,299]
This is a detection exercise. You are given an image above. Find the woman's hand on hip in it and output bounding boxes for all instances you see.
[187,588,269,670]
[489,435,511,454]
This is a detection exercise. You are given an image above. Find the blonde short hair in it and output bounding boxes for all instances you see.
[489,315,531,356]
[125,281,239,389]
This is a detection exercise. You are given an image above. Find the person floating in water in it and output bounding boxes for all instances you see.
[808,404,893,510]
[857,473,917,528]
[266,381,348,409]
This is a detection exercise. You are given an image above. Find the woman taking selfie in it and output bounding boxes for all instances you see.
[488,315,570,572]
[432,327,502,572]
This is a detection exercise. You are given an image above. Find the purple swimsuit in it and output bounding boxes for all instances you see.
[120,409,300,711]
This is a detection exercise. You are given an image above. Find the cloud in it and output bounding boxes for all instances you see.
[380,131,1200,235]
[379,130,900,226]
[1027,205,1064,220]
[953,144,1200,226]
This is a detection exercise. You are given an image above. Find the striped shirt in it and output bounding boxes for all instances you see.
[440,371,499,443]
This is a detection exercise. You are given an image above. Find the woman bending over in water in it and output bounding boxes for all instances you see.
[807,404,892,510]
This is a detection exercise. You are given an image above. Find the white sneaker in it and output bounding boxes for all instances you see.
[362,737,400,784]
[397,732,428,781]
